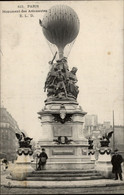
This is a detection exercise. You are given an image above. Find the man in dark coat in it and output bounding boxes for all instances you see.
[111,149,123,180]
[37,148,48,170]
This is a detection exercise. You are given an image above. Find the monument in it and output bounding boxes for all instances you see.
[37,5,93,170]
[95,131,114,178]
[9,132,34,180]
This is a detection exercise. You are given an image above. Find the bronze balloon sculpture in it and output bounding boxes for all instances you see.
[39,5,80,59]
[39,5,80,101]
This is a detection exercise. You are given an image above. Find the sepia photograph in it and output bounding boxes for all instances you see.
[0,0,124,194]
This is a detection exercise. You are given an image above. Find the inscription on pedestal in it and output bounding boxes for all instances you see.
[52,148,74,155]
[53,126,72,137]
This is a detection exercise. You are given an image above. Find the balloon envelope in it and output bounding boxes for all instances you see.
[41,5,80,54]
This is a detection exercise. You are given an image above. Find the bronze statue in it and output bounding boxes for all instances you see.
[15,132,33,149]
[44,57,79,100]
[100,131,113,147]
[55,70,67,98]
[66,67,79,98]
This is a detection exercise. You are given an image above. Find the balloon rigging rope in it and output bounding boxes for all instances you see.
[45,29,76,58]
[46,40,54,56]
[66,39,75,57]
[46,38,75,58]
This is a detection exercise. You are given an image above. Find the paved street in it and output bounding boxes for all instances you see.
[1,185,124,194]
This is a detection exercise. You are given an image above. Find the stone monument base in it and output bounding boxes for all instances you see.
[95,161,114,178]
[31,161,95,170]
[9,151,34,181]
[32,144,95,170]
[88,150,96,161]
[37,99,90,170]
[95,148,114,178]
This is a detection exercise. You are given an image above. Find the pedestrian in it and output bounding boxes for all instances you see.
[2,158,8,171]
[37,148,48,170]
[111,148,123,181]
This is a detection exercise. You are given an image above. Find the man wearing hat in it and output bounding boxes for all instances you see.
[111,149,123,180]
[37,148,48,170]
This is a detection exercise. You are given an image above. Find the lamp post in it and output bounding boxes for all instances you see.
[113,110,115,151]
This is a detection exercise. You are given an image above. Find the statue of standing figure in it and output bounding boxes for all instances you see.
[66,67,79,99]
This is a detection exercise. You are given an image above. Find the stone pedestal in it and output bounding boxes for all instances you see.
[37,100,92,170]
[32,144,94,170]
[95,147,114,178]
[9,148,34,180]
[88,150,96,161]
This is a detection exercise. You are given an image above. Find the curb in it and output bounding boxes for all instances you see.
[1,182,124,189]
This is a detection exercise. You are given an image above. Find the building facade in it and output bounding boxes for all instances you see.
[84,115,99,138]
[84,115,124,157]
[0,107,21,161]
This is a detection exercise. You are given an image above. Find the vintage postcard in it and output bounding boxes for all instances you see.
[0,0,124,194]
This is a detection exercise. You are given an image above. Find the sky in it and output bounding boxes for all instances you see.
[1,0,124,141]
